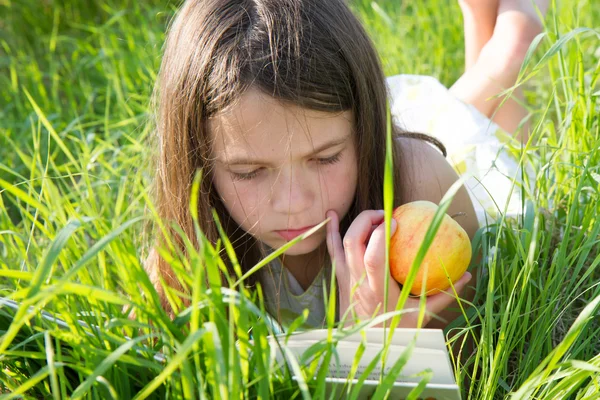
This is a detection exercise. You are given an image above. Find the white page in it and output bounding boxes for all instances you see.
[267,328,462,400]
[280,328,448,351]
[274,340,452,384]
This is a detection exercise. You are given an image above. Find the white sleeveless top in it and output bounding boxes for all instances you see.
[258,253,335,332]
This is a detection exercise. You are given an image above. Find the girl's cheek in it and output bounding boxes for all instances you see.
[326,158,358,208]
[214,174,250,211]
[213,172,267,236]
[229,181,266,217]
[216,172,253,198]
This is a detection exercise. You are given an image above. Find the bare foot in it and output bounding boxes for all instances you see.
[499,0,549,26]
[457,0,500,69]
[484,0,549,70]
[450,0,549,138]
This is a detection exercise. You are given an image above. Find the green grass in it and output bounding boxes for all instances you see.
[1,0,600,398]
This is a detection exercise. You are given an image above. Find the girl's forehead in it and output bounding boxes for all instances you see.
[208,88,354,160]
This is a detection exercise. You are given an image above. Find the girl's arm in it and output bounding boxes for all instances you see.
[324,136,477,330]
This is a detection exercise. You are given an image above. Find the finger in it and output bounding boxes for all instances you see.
[426,272,473,314]
[363,218,397,292]
[367,224,379,238]
[342,210,385,281]
[325,210,347,286]
[448,271,472,296]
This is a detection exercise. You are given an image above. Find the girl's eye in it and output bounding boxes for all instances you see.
[316,152,342,165]
[230,168,262,181]
[229,153,341,181]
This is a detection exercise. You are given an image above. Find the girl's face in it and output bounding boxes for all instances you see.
[210,87,358,256]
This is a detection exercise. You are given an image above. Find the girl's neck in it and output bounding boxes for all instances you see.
[279,244,329,291]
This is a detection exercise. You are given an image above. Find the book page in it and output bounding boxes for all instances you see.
[267,328,462,400]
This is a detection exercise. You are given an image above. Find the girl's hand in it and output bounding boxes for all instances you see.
[325,209,472,328]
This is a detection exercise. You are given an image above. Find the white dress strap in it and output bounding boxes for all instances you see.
[258,254,332,331]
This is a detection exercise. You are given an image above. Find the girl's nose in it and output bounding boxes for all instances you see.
[269,166,314,215]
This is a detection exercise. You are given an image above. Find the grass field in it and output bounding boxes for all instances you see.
[1,0,600,398]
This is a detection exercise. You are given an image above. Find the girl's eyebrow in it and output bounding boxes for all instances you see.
[219,134,351,166]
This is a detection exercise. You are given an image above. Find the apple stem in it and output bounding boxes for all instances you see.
[451,212,467,219]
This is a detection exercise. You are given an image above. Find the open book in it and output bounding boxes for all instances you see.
[267,328,461,400]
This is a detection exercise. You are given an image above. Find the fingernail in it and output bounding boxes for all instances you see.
[391,218,397,232]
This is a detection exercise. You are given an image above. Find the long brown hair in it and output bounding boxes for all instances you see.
[142,0,446,318]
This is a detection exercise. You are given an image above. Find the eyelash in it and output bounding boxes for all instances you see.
[230,152,342,181]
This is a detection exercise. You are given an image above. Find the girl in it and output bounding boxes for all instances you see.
[143,0,546,331]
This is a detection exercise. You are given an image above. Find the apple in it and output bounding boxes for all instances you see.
[389,201,472,296]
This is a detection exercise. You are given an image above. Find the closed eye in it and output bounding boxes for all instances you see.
[230,168,263,181]
[315,152,342,165]
[229,152,343,181]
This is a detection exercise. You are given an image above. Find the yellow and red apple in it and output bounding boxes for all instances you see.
[389,201,472,296]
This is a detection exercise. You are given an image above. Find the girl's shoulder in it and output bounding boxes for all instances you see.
[394,136,480,240]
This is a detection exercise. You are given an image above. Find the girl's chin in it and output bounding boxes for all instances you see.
[267,234,325,255]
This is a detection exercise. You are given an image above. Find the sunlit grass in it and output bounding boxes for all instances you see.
[1,0,600,398]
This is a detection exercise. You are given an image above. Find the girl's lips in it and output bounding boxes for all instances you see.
[275,226,315,241]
